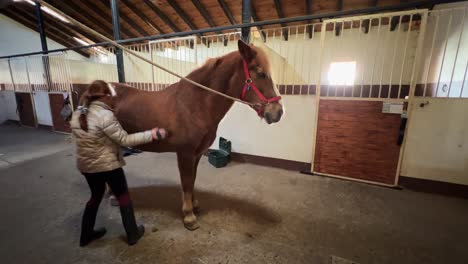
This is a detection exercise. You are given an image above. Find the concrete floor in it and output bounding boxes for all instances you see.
[0,124,467,264]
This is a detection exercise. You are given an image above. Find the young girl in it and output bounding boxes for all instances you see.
[70,80,166,246]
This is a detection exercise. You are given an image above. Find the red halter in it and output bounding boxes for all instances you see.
[241,59,281,116]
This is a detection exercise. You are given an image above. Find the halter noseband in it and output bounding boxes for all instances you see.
[241,59,281,117]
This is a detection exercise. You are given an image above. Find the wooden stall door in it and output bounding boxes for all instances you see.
[49,93,71,133]
[15,92,36,127]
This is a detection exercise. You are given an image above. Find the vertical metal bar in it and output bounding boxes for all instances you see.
[358,20,364,97]
[7,59,16,91]
[24,56,38,127]
[423,14,440,97]
[436,12,452,97]
[307,24,315,94]
[242,0,251,42]
[310,20,327,172]
[460,61,468,98]
[388,15,403,98]
[448,8,466,98]
[370,18,382,98]
[398,14,413,99]
[294,26,299,94]
[35,2,52,91]
[328,22,336,97]
[300,25,306,95]
[360,19,371,98]
[111,0,125,83]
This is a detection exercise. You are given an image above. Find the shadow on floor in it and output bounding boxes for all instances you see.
[130,185,282,226]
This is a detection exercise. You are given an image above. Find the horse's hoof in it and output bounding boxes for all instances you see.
[184,221,200,231]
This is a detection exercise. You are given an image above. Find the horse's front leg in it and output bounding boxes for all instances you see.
[177,151,199,230]
[192,154,202,214]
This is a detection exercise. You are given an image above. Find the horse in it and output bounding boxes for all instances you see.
[108,40,284,230]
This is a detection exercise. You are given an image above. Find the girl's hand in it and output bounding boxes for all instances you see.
[151,128,167,140]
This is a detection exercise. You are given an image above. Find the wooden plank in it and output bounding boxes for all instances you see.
[141,0,180,32]
[122,0,166,34]
[77,0,136,38]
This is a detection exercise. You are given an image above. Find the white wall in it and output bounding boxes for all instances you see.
[0,14,86,125]
[0,15,85,60]
[0,90,19,123]
[212,95,317,163]
[401,98,468,185]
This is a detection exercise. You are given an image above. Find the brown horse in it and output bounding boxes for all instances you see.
[109,40,283,230]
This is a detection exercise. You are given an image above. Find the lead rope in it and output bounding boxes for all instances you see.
[38,1,255,107]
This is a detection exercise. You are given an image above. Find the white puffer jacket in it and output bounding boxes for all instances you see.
[70,101,153,173]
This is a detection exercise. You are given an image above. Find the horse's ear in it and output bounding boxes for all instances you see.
[238,40,256,61]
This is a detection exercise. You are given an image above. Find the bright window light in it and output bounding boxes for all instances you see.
[328,61,356,85]
[73,37,107,55]
[15,0,70,23]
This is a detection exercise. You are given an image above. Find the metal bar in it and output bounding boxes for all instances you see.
[358,19,364,97]
[398,14,413,99]
[447,8,466,98]
[110,0,125,83]
[423,14,440,97]
[337,0,343,11]
[306,0,313,38]
[370,18,382,98]
[274,0,289,40]
[34,2,53,91]
[461,61,468,98]
[435,13,452,97]
[388,15,403,98]
[0,1,442,59]
[251,3,266,42]
[242,0,251,42]
[309,20,327,172]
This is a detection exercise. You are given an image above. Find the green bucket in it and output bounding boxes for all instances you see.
[208,137,231,168]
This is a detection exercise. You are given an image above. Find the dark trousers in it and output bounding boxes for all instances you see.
[82,168,131,208]
[80,167,142,245]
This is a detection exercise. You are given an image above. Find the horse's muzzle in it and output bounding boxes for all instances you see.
[264,103,283,124]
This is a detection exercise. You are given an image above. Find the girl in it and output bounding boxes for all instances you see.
[70,80,166,246]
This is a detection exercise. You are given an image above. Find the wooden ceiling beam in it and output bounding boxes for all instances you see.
[121,0,164,34]
[44,0,115,39]
[166,1,206,45]
[251,3,266,42]
[191,0,222,34]
[141,0,180,33]
[273,0,288,40]
[27,1,101,44]
[80,0,135,39]
[167,0,198,31]
[217,0,236,25]
[99,0,152,37]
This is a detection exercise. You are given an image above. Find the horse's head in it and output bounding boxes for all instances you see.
[237,40,283,124]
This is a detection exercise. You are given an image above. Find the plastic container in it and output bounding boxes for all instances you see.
[208,137,231,168]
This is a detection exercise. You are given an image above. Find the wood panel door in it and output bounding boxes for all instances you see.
[49,93,71,133]
[15,92,36,127]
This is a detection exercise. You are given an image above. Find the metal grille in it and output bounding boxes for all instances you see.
[149,36,198,91]
[8,57,31,92]
[0,59,14,90]
[318,10,427,100]
[416,6,468,98]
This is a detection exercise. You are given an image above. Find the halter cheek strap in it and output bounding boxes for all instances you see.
[241,59,281,116]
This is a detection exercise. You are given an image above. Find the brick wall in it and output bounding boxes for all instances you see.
[314,100,402,185]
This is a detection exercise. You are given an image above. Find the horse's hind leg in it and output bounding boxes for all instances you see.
[177,151,199,231]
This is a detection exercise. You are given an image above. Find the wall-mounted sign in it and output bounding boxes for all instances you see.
[382,102,404,114]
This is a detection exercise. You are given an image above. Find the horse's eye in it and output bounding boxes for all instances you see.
[257,72,267,79]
